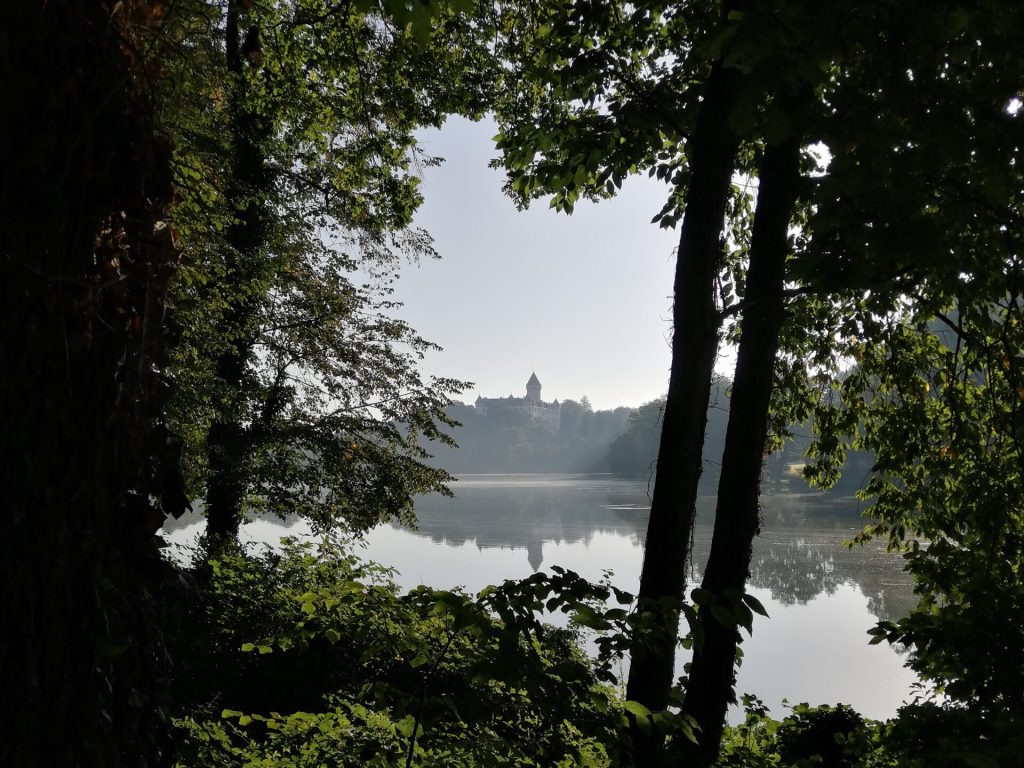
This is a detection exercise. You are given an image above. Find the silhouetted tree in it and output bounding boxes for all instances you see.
[1,1,181,763]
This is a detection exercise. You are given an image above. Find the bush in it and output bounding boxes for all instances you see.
[164,537,632,766]
[716,698,893,768]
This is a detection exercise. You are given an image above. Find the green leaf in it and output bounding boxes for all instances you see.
[612,587,633,605]
[710,603,738,629]
[741,593,769,618]
[867,626,889,645]
[571,605,609,630]
[733,600,754,633]
[677,714,701,744]
[623,701,652,732]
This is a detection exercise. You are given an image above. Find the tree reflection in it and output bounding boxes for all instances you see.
[162,477,917,622]
[398,479,915,622]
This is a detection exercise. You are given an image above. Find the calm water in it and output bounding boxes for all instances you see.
[163,474,919,721]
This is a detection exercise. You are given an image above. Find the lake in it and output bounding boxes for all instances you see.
[162,473,920,722]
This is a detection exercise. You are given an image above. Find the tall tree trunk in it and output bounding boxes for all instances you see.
[204,0,270,542]
[1,1,179,764]
[624,48,743,750]
[205,418,249,540]
[681,134,802,766]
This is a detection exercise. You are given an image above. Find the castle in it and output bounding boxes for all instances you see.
[474,372,561,430]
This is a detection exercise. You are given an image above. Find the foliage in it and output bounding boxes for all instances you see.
[714,696,780,768]
[605,386,735,483]
[792,4,1024,748]
[491,2,1024,760]
[491,1,755,216]
[773,704,872,767]
[715,698,893,768]
[151,0,498,533]
[603,391,873,501]
[882,700,1024,768]
[835,313,1024,759]
[422,398,633,474]
[605,398,669,479]
[166,537,684,766]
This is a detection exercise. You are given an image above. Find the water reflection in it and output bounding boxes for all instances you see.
[394,475,915,623]
[398,475,650,571]
[161,474,916,623]
[160,475,919,720]
[373,476,920,720]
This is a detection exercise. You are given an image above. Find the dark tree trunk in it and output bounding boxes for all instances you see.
[203,0,270,542]
[205,419,249,540]
[624,50,742,758]
[681,134,803,766]
[1,1,179,764]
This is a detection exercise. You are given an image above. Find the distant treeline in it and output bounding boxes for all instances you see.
[426,379,873,496]
[425,397,634,473]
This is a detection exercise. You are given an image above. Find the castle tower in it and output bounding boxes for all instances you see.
[526,372,542,404]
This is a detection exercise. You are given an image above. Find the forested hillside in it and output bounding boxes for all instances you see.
[605,383,874,496]
[424,398,631,472]
[420,379,873,500]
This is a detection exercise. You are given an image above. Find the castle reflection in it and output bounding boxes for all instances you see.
[161,474,917,623]
[394,475,916,623]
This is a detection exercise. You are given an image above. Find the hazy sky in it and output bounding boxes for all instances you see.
[391,116,684,411]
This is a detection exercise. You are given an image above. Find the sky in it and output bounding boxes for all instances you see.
[390,115,684,411]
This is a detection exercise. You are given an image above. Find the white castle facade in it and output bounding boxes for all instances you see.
[474,372,561,430]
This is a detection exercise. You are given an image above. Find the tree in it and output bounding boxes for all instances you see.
[495,2,1024,764]
[678,2,1024,762]
[491,7,840,765]
[157,0,494,540]
[492,7,757,743]
[681,131,804,763]
[1,1,181,763]
[606,387,738,484]
[681,3,1024,761]
[421,397,633,474]
[796,6,1024,757]
[607,398,665,479]
[853,312,1024,765]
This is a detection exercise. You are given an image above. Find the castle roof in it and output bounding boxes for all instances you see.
[526,372,541,388]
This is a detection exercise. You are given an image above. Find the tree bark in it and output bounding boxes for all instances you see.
[681,134,803,766]
[624,49,743,748]
[1,1,178,763]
